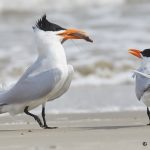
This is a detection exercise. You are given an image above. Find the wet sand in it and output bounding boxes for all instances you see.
[0,111,150,150]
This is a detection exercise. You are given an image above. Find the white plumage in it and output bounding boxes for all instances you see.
[134,58,150,105]
[0,29,73,115]
[129,48,150,125]
[0,15,92,128]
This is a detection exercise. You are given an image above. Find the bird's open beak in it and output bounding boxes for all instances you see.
[58,29,93,43]
[128,48,142,58]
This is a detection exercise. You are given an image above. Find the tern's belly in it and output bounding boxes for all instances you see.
[2,98,46,115]
[45,67,69,101]
[141,91,150,106]
[2,66,72,115]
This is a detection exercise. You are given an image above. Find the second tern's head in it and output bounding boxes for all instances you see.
[128,48,150,59]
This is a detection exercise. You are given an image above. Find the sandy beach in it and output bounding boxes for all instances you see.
[0,0,149,149]
[0,85,148,150]
[0,111,149,150]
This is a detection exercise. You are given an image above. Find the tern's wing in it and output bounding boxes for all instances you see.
[0,68,62,105]
[135,72,150,100]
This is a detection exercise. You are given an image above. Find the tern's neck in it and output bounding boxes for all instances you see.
[141,58,150,66]
[36,39,67,67]
[139,58,150,72]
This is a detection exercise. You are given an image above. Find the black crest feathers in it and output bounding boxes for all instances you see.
[36,14,65,31]
[141,49,150,57]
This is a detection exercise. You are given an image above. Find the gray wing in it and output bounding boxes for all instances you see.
[135,73,150,100]
[0,68,62,104]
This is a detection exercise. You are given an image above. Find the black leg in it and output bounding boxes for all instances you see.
[42,104,57,129]
[147,107,150,126]
[24,106,43,128]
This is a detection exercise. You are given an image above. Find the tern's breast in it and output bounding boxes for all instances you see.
[141,90,150,107]
[45,66,69,100]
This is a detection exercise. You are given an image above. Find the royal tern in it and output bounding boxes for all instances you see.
[0,14,93,129]
[129,48,150,125]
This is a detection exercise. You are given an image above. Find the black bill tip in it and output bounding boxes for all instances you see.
[84,36,93,43]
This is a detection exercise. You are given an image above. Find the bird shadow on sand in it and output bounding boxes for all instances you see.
[0,129,19,132]
[0,128,42,132]
[77,124,146,130]
[0,124,147,132]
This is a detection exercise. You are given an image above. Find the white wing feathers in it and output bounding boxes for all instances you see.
[0,68,62,105]
[134,70,150,100]
[134,70,150,78]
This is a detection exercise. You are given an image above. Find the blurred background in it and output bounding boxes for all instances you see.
[0,0,150,113]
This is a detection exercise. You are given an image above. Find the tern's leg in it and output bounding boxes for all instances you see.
[24,106,43,128]
[147,107,150,125]
[41,103,57,129]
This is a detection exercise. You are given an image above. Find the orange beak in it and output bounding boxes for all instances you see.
[128,48,142,58]
[58,29,93,43]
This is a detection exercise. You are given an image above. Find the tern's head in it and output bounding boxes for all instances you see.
[128,48,150,59]
[33,14,93,44]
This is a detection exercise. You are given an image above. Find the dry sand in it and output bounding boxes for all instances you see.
[0,112,149,150]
